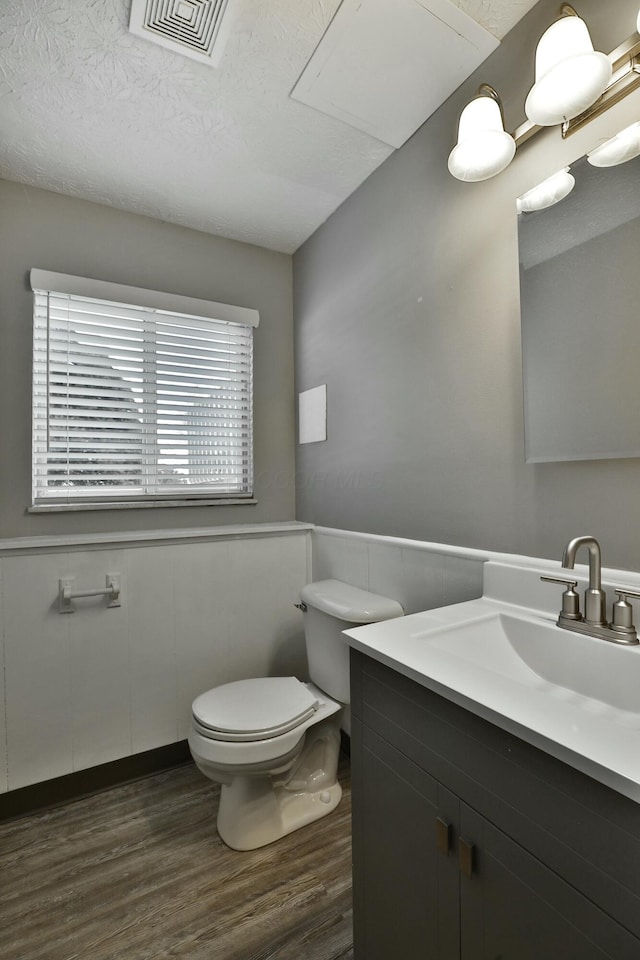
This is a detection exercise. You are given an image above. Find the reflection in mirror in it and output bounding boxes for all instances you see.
[516,167,575,213]
[517,134,640,463]
[587,121,640,168]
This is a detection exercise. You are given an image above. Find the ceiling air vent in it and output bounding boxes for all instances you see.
[129,0,233,67]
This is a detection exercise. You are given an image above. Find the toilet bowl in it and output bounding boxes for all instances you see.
[188,677,343,850]
[188,579,404,851]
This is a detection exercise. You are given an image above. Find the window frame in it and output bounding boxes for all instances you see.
[30,270,259,511]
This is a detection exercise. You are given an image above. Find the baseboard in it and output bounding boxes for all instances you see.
[2,731,351,822]
[0,741,192,822]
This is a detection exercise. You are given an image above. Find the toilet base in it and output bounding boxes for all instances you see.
[216,716,342,850]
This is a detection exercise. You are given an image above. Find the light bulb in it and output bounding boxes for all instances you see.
[525,16,611,126]
[448,95,515,182]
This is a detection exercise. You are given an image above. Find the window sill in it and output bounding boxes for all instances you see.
[28,498,258,514]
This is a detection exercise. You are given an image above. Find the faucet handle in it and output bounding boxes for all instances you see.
[614,588,640,601]
[611,588,640,641]
[540,576,582,621]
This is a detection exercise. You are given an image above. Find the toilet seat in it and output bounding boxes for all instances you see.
[192,677,319,743]
[189,681,342,769]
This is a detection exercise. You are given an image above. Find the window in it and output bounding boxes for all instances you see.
[31,270,259,507]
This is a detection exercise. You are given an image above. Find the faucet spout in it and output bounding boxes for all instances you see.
[561,536,606,624]
[562,535,602,591]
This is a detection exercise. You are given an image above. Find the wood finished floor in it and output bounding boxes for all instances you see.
[0,758,353,960]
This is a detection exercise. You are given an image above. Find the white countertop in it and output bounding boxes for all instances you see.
[343,559,640,803]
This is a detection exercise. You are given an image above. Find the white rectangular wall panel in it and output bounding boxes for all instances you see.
[3,553,74,789]
[291,0,499,149]
[299,384,327,444]
[173,539,234,739]
[126,546,178,753]
[67,550,131,772]
[224,536,309,680]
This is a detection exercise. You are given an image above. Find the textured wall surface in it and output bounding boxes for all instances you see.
[0,0,538,253]
[293,0,640,572]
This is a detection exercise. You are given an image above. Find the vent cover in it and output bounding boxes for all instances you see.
[129,0,233,66]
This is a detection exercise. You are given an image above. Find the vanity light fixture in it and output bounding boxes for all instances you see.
[516,166,575,212]
[447,85,515,182]
[524,6,611,126]
[448,4,640,182]
[587,120,640,166]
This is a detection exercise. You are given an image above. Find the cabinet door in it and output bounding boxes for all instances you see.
[352,721,459,960]
[459,804,639,960]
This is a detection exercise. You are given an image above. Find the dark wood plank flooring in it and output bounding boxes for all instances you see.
[0,758,353,960]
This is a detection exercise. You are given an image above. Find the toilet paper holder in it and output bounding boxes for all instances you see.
[58,574,121,614]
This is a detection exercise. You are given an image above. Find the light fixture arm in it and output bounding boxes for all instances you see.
[560,4,579,18]
[477,84,505,122]
[477,83,501,103]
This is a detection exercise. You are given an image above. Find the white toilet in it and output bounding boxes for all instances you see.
[188,578,404,850]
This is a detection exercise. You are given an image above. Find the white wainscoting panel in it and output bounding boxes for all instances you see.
[174,535,309,739]
[312,528,486,615]
[312,533,369,589]
[3,553,74,789]
[444,555,485,605]
[127,546,178,753]
[225,535,309,680]
[67,550,131,773]
[368,543,447,614]
[173,538,235,740]
[0,526,312,793]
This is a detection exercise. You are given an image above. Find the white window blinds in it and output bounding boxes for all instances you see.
[32,275,257,505]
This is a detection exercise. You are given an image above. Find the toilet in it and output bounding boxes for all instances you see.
[188,578,404,850]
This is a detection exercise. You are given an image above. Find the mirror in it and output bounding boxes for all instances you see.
[517,133,640,463]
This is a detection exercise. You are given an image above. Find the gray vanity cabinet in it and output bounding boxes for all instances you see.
[352,723,460,960]
[350,649,640,960]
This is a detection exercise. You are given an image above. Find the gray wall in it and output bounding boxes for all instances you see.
[293,0,640,572]
[0,180,295,538]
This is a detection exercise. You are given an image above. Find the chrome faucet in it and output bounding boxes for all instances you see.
[561,535,606,625]
[542,536,640,645]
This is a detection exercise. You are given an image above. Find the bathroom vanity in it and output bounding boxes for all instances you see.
[344,560,640,959]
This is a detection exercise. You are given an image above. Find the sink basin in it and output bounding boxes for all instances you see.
[420,611,640,715]
[343,560,640,803]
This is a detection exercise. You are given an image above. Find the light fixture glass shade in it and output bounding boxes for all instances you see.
[525,16,612,125]
[637,7,640,34]
[587,121,640,166]
[447,96,516,182]
[516,168,575,213]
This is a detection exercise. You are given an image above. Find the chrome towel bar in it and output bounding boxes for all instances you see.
[59,574,121,614]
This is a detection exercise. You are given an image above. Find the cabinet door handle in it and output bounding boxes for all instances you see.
[435,817,451,855]
[458,837,474,879]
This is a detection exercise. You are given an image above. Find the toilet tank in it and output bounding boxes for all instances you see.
[299,579,404,704]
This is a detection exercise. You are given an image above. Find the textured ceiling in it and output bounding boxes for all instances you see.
[0,0,539,253]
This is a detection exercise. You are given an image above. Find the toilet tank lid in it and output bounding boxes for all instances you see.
[300,579,404,623]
